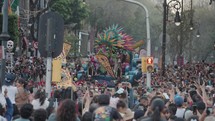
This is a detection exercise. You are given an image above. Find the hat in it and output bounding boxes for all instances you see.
[134,110,144,119]
[4,73,16,85]
[174,96,184,106]
[116,88,124,94]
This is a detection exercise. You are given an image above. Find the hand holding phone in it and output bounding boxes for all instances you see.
[193,105,197,115]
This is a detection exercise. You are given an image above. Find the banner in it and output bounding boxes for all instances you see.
[95,54,115,78]
[52,57,62,82]
[52,42,71,83]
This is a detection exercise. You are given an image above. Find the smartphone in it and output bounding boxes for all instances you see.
[206,107,212,116]
[200,78,203,85]
[193,105,197,114]
[208,80,212,86]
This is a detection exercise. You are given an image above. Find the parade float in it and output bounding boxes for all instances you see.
[51,25,144,90]
[77,25,144,86]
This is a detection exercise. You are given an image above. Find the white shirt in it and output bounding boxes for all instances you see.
[0,116,7,121]
[2,85,18,104]
[109,97,119,108]
[31,98,49,110]
[175,108,186,118]
[0,93,6,108]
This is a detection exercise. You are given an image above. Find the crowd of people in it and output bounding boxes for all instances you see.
[0,56,214,121]
[7,56,46,83]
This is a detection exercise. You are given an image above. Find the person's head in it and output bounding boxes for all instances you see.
[4,73,16,86]
[139,96,148,107]
[187,115,199,121]
[57,99,76,121]
[204,116,215,121]
[16,78,27,88]
[82,112,93,121]
[168,103,177,115]
[98,94,110,106]
[174,96,184,107]
[115,88,127,99]
[134,110,144,120]
[91,95,99,104]
[20,103,33,119]
[196,101,206,114]
[89,103,99,113]
[150,98,165,121]
[163,107,170,120]
[34,89,46,106]
[33,109,47,121]
[116,100,127,113]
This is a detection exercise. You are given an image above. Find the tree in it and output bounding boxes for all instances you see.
[0,14,19,47]
[51,0,89,32]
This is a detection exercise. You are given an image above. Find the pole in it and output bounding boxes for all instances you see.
[0,0,10,93]
[189,0,193,63]
[25,0,30,56]
[45,19,53,98]
[179,0,184,60]
[78,32,82,53]
[119,0,151,88]
[162,0,167,76]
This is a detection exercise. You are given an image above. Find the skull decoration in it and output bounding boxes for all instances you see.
[7,40,14,50]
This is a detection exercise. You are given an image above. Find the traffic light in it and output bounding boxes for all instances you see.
[141,57,147,73]
[146,57,154,73]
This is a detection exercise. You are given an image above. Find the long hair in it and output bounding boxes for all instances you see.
[56,99,77,121]
[18,78,27,89]
[151,98,165,121]
[34,89,46,106]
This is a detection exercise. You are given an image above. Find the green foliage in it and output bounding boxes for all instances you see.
[50,0,89,30]
[0,14,19,45]
[64,33,80,57]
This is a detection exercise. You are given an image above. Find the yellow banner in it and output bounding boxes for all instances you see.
[52,57,62,82]
[96,54,115,78]
[52,42,71,83]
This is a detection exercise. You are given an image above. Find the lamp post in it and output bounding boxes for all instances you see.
[117,0,151,88]
[162,0,182,76]
[0,0,10,93]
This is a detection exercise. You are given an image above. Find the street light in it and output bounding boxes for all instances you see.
[174,11,181,26]
[117,0,151,88]
[190,20,194,30]
[196,29,200,38]
[162,0,182,76]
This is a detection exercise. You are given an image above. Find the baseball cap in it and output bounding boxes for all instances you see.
[174,96,184,106]
[4,73,16,85]
[116,88,124,94]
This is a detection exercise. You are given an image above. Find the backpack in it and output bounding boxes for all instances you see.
[93,106,113,121]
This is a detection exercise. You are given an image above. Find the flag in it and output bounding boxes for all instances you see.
[8,0,12,14]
